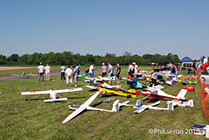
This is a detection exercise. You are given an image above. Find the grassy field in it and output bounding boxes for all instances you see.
[0,66,207,140]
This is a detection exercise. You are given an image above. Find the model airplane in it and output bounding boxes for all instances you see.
[85,76,115,82]
[149,62,158,66]
[141,85,187,100]
[126,78,147,89]
[178,74,196,80]
[62,90,129,123]
[131,98,193,114]
[133,100,162,113]
[98,87,139,98]
[168,99,194,107]
[21,88,83,102]
[85,82,122,90]
[178,79,197,85]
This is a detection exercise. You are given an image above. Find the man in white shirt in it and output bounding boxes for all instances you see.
[101,63,107,77]
[65,65,73,87]
[133,62,139,78]
[128,63,134,79]
[45,63,51,81]
[89,63,96,86]
[38,62,45,81]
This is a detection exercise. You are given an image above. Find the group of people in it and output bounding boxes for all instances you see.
[128,62,140,78]
[60,64,80,87]
[38,62,122,86]
[37,62,51,81]
[168,62,178,75]
[89,62,121,85]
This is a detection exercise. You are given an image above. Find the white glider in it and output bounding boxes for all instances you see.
[62,90,129,123]
[21,88,83,102]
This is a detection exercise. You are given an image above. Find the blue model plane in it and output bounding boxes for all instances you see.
[126,77,147,89]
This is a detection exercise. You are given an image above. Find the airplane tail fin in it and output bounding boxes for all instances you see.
[186,100,194,107]
[167,101,174,110]
[136,100,141,106]
[175,88,187,99]
[111,100,120,112]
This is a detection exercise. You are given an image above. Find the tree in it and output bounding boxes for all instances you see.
[8,54,19,62]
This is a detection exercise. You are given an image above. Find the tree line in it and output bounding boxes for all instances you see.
[0,51,180,66]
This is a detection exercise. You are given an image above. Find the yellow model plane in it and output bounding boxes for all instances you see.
[97,87,139,98]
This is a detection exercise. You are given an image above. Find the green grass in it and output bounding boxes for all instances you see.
[0,67,207,140]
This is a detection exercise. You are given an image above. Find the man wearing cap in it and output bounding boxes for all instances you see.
[38,62,45,81]
[89,63,96,86]
[101,63,107,77]
[44,63,51,81]
[65,65,73,87]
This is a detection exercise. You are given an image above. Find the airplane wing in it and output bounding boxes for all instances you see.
[53,88,83,93]
[62,106,87,123]
[62,90,101,123]
[21,88,83,95]
[144,85,164,92]
[147,101,160,107]
[134,106,148,114]
[85,85,98,90]
[119,100,129,107]
[21,90,52,95]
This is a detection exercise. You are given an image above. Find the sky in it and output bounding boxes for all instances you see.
[0,0,209,59]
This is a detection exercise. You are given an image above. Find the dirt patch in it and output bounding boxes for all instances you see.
[0,67,35,71]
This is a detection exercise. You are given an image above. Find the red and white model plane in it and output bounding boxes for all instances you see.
[142,85,187,100]
[21,88,83,102]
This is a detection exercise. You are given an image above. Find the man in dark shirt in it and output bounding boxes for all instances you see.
[116,63,121,84]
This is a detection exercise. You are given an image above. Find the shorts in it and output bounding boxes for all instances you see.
[108,72,113,77]
[66,76,73,84]
[74,75,78,83]
[116,73,120,78]
[102,72,107,77]
[45,73,50,76]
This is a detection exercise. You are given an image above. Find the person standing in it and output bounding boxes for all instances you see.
[77,63,80,76]
[89,63,96,86]
[60,64,66,80]
[168,62,172,71]
[38,62,45,81]
[116,63,121,84]
[128,63,132,77]
[133,62,139,78]
[44,63,51,81]
[107,62,113,85]
[129,63,135,79]
[65,65,73,87]
[193,62,196,70]
[101,63,107,77]
[73,64,79,87]
[107,62,113,77]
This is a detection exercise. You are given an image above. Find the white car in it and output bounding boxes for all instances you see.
[200,68,209,85]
